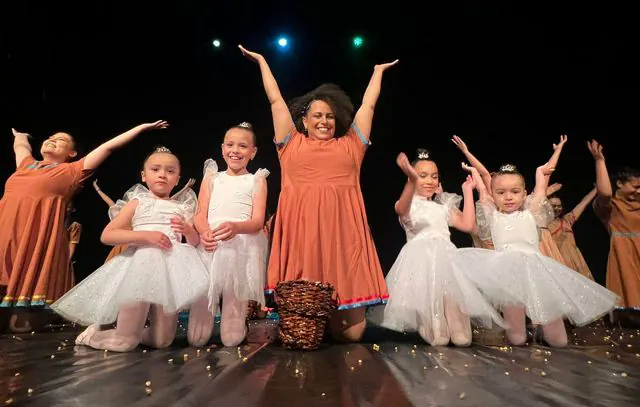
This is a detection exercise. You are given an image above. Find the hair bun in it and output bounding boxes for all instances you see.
[499,163,517,172]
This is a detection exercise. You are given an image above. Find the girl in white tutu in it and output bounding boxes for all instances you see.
[193,122,269,347]
[371,149,504,347]
[461,161,618,347]
[51,147,209,351]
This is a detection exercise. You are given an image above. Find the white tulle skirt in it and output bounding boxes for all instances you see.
[199,232,268,313]
[369,237,505,332]
[51,244,209,325]
[455,248,618,326]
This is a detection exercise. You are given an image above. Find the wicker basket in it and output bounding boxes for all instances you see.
[275,280,337,350]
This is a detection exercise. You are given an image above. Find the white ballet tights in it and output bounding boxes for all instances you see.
[187,296,215,347]
[502,306,568,348]
[418,296,472,347]
[76,302,178,352]
[220,291,248,347]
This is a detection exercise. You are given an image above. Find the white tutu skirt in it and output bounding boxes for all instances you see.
[369,238,505,332]
[51,244,209,325]
[456,248,618,326]
[199,232,268,313]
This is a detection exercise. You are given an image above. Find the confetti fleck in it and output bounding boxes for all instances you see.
[145,381,151,387]
[372,344,380,351]
[621,372,628,378]
[504,372,510,376]
[145,388,152,396]
[459,393,466,400]
[541,371,547,377]
[27,389,33,395]
[206,365,211,371]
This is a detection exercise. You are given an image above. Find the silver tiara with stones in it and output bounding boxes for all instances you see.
[500,164,517,172]
[154,146,172,153]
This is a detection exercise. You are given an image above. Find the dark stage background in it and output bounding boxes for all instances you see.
[0,1,634,286]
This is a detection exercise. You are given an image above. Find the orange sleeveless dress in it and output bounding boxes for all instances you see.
[594,193,640,307]
[267,126,388,309]
[0,157,93,307]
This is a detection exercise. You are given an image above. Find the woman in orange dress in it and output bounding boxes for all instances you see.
[0,121,168,329]
[588,140,640,308]
[548,187,598,280]
[239,44,395,342]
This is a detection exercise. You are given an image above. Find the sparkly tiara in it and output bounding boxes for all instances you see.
[500,164,517,172]
[237,122,252,129]
[418,151,430,159]
[154,146,172,154]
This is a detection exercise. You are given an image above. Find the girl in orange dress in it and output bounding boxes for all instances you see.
[548,187,598,280]
[588,140,640,308]
[239,44,396,342]
[93,177,196,262]
[0,121,168,325]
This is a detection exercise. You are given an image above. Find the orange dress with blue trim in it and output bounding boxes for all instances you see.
[0,156,93,307]
[267,124,388,310]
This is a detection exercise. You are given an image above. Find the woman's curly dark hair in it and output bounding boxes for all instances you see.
[288,83,354,138]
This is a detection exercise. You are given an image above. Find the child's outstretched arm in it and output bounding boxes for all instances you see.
[545,134,568,179]
[239,45,294,144]
[101,200,172,250]
[12,128,33,168]
[353,59,399,143]
[83,120,168,170]
[587,140,612,198]
[449,173,476,233]
[92,179,116,207]
[394,152,418,218]
[568,187,598,221]
[546,183,563,197]
[452,135,492,192]
[462,162,489,202]
[533,162,555,201]
[211,177,268,241]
